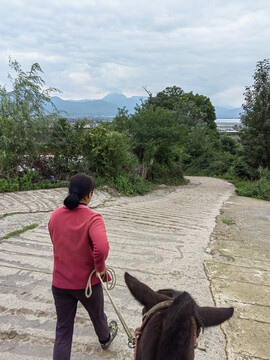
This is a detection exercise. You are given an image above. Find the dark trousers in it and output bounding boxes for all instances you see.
[52,284,110,360]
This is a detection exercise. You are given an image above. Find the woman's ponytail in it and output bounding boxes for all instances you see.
[64,174,95,210]
[64,192,79,210]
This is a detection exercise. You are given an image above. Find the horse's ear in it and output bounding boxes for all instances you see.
[124,272,170,311]
[198,306,234,327]
[157,289,181,299]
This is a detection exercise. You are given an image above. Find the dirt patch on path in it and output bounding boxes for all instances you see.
[205,195,270,360]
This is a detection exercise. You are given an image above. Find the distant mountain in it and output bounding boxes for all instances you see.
[44,93,243,119]
[45,96,118,117]
[215,106,243,119]
[102,93,147,111]
[45,93,147,118]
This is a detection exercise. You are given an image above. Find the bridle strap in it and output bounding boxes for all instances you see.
[191,316,198,347]
[134,300,173,360]
[142,300,174,325]
[134,301,198,360]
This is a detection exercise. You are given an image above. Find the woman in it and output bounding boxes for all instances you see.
[48,173,117,360]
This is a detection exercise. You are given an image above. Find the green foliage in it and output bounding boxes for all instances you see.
[182,122,232,176]
[0,59,59,176]
[0,212,24,220]
[221,136,238,155]
[207,152,235,176]
[142,86,219,180]
[113,105,187,183]
[0,178,20,192]
[146,86,184,110]
[145,86,216,129]
[131,106,185,160]
[112,107,131,134]
[18,171,37,190]
[175,92,216,129]
[0,173,68,192]
[47,118,87,178]
[240,59,270,169]
[114,174,152,195]
[235,167,270,201]
[229,156,258,180]
[1,224,38,240]
[83,125,135,180]
[1,60,269,202]
[184,122,220,158]
[222,219,234,225]
[147,163,186,184]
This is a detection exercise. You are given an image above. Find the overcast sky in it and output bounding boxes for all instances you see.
[0,0,269,107]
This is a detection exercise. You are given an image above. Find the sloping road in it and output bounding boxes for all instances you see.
[0,177,255,359]
[205,194,270,360]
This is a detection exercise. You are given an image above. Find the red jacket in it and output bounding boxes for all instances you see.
[48,205,109,289]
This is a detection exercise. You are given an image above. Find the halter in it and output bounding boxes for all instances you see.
[134,300,173,360]
[191,316,198,348]
[134,300,198,360]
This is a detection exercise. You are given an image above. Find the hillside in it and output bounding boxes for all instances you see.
[44,93,243,119]
[45,93,147,118]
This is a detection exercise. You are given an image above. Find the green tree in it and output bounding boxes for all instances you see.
[47,118,87,177]
[240,59,270,170]
[143,86,219,176]
[112,107,131,134]
[113,105,187,182]
[221,136,238,155]
[0,59,58,176]
[175,92,216,129]
[83,125,134,180]
[183,121,223,174]
[145,86,216,130]
[145,86,184,110]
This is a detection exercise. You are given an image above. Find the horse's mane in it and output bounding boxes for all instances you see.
[157,292,203,360]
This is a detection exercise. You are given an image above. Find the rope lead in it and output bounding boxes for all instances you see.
[85,267,136,348]
[85,267,116,298]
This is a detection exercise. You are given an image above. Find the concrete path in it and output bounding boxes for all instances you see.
[0,177,262,359]
[205,195,270,360]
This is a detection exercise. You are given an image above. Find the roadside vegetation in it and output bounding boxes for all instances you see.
[1,224,38,240]
[0,58,269,201]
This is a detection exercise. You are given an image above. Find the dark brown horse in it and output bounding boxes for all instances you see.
[124,272,234,360]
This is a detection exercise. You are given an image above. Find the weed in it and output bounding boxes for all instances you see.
[0,212,24,220]
[222,219,234,225]
[1,224,38,240]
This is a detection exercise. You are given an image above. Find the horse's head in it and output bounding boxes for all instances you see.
[125,272,234,360]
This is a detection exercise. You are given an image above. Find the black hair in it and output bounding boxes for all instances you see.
[64,173,95,210]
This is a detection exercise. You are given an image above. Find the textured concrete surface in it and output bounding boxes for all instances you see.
[205,195,270,360]
[1,177,267,359]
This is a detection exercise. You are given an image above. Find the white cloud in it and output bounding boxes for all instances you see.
[0,0,269,105]
[211,86,246,107]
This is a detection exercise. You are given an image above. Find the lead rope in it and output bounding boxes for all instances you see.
[85,267,136,349]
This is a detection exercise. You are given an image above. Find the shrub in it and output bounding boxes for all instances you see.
[83,125,135,180]
[114,174,151,195]
[231,156,258,180]
[0,173,68,192]
[0,178,20,192]
[147,163,185,184]
[233,166,270,201]
[236,178,270,201]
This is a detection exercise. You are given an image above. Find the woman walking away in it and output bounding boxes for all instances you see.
[48,173,117,360]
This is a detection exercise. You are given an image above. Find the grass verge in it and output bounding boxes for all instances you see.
[1,224,38,240]
[0,212,25,220]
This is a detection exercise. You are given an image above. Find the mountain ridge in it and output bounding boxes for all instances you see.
[45,93,243,119]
